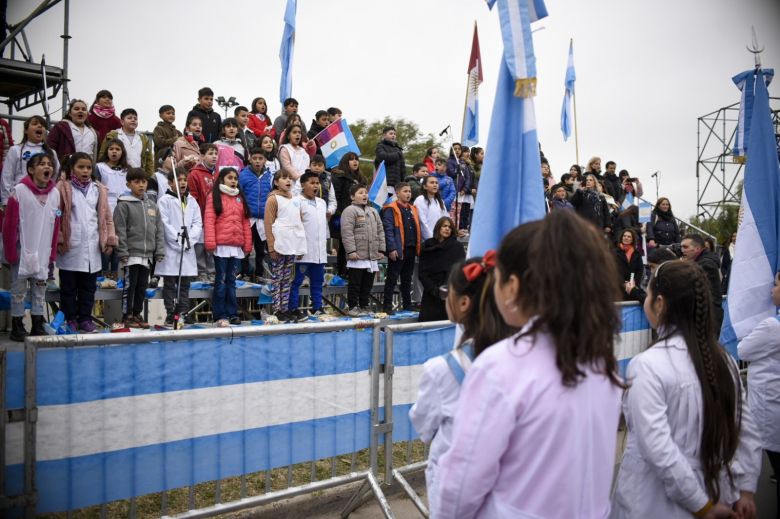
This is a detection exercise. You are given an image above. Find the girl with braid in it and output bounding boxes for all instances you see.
[611,260,762,519]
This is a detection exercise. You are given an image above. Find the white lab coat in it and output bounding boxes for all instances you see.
[738,315,780,452]
[414,196,448,241]
[56,183,101,273]
[611,332,763,518]
[154,193,202,277]
[409,346,472,514]
[296,195,328,264]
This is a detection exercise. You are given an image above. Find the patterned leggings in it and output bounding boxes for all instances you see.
[270,254,295,313]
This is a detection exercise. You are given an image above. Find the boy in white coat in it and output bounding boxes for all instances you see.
[288,171,328,321]
[155,170,202,326]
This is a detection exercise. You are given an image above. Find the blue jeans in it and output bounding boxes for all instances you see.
[213,256,240,320]
[289,263,325,311]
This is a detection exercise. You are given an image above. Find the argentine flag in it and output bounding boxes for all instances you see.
[313,118,361,169]
[469,0,547,256]
[720,68,780,357]
[368,161,390,211]
[278,0,296,104]
[560,39,576,141]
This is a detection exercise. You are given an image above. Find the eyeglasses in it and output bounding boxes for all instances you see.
[438,286,449,300]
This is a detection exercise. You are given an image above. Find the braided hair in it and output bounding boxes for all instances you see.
[648,260,741,503]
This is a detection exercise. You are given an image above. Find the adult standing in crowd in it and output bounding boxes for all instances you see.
[646,197,681,248]
[603,160,623,201]
[186,87,222,143]
[571,174,610,235]
[418,217,464,322]
[585,155,603,180]
[87,90,121,146]
[681,234,724,330]
[374,126,406,195]
[720,232,736,294]
[615,229,644,300]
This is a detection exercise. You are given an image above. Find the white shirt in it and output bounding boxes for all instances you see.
[117,130,142,168]
[96,163,127,214]
[57,182,101,273]
[67,120,97,159]
[296,195,328,264]
[611,332,762,518]
[738,315,780,452]
[414,196,448,241]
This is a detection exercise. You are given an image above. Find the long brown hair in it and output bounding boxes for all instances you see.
[496,211,624,388]
[648,260,741,502]
[448,256,515,357]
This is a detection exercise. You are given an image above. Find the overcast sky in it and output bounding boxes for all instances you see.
[5,0,780,219]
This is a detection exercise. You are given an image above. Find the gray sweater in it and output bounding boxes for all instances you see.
[340,203,385,261]
[113,194,164,261]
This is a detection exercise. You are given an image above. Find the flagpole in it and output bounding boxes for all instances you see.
[571,38,580,166]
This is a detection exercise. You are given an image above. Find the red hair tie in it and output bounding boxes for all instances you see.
[462,249,497,282]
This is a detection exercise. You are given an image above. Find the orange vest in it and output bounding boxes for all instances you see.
[384,200,421,256]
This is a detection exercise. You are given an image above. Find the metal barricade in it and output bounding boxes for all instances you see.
[1,320,393,519]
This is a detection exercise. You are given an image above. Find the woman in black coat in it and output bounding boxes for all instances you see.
[571,174,611,234]
[646,197,680,247]
[418,217,466,322]
[615,229,645,301]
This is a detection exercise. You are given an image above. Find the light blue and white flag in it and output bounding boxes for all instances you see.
[278,0,297,104]
[638,199,652,224]
[461,23,483,147]
[560,39,576,141]
[368,161,390,211]
[732,68,774,161]
[721,68,780,357]
[469,0,547,256]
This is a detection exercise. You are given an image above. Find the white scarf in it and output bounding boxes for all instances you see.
[219,184,239,196]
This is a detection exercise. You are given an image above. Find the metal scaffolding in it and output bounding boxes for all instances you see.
[696,95,780,220]
[0,0,70,127]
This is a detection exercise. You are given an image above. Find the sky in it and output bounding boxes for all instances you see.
[5,0,780,220]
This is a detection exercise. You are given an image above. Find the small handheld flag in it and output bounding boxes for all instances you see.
[368,161,390,211]
[313,119,361,169]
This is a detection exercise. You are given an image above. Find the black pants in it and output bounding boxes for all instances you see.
[383,251,416,311]
[58,270,98,322]
[458,202,472,230]
[768,450,779,519]
[347,268,374,308]
[162,275,192,316]
[122,264,149,318]
[241,224,266,278]
[336,240,347,278]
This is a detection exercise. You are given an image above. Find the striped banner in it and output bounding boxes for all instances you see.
[392,304,652,442]
[5,330,375,513]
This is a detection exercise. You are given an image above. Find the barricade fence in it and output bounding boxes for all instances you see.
[1,304,653,518]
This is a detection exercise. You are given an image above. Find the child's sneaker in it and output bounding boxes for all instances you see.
[228,316,242,325]
[288,309,308,323]
[164,314,175,327]
[311,309,325,317]
[215,318,230,328]
[347,307,362,318]
[275,310,291,323]
[78,320,97,333]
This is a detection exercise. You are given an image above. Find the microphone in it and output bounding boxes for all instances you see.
[439,125,451,137]
[651,171,659,178]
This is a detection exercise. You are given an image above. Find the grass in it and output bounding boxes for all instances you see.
[38,441,428,519]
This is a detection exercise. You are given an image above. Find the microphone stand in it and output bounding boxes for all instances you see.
[170,155,191,330]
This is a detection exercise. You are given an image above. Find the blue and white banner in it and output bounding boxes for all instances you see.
[5,330,375,513]
[721,68,780,356]
[278,0,297,104]
[638,200,652,223]
[487,0,548,97]
[368,161,390,211]
[468,0,547,257]
[560,39,576,141]
[398,305,652,441]
[732,68,774,160]
[461,23,483,147]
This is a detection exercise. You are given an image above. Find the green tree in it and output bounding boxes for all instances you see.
[687,181,742,246]
[349,117,442,180]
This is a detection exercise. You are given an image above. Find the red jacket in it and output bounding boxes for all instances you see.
[187,162,215,219]
[247,113,275,139]
[2,176,61,265]
[424,156,435,172]
[203,188,252,254]
[88,110,121,147]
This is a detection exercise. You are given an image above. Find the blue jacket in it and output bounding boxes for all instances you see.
[239,165,273,219]
[382,200,421,260]
[432,172,456,211]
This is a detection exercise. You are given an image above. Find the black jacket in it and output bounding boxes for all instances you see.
[615,246,645,295]
[646,212,680,245]
[418,237,465,322]
[603,173,623,201]
[695,250,723,308]
[374,139,406,187]
[187,105,222,144]
[571,189,609,229]
[330,169,365,238]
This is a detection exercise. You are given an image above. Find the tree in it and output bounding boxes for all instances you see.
[687,181,742,246]
[349,117,442,180]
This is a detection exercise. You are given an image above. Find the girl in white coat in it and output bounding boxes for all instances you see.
[611,260,762,519]
[409,251,515,514]
[155,170,202,327]
[414,176,448,241]
[737,271,780,514]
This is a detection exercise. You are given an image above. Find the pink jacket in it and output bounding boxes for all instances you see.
[2,176,61,265]
[203,188,252,254]
[57,179,117,254]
